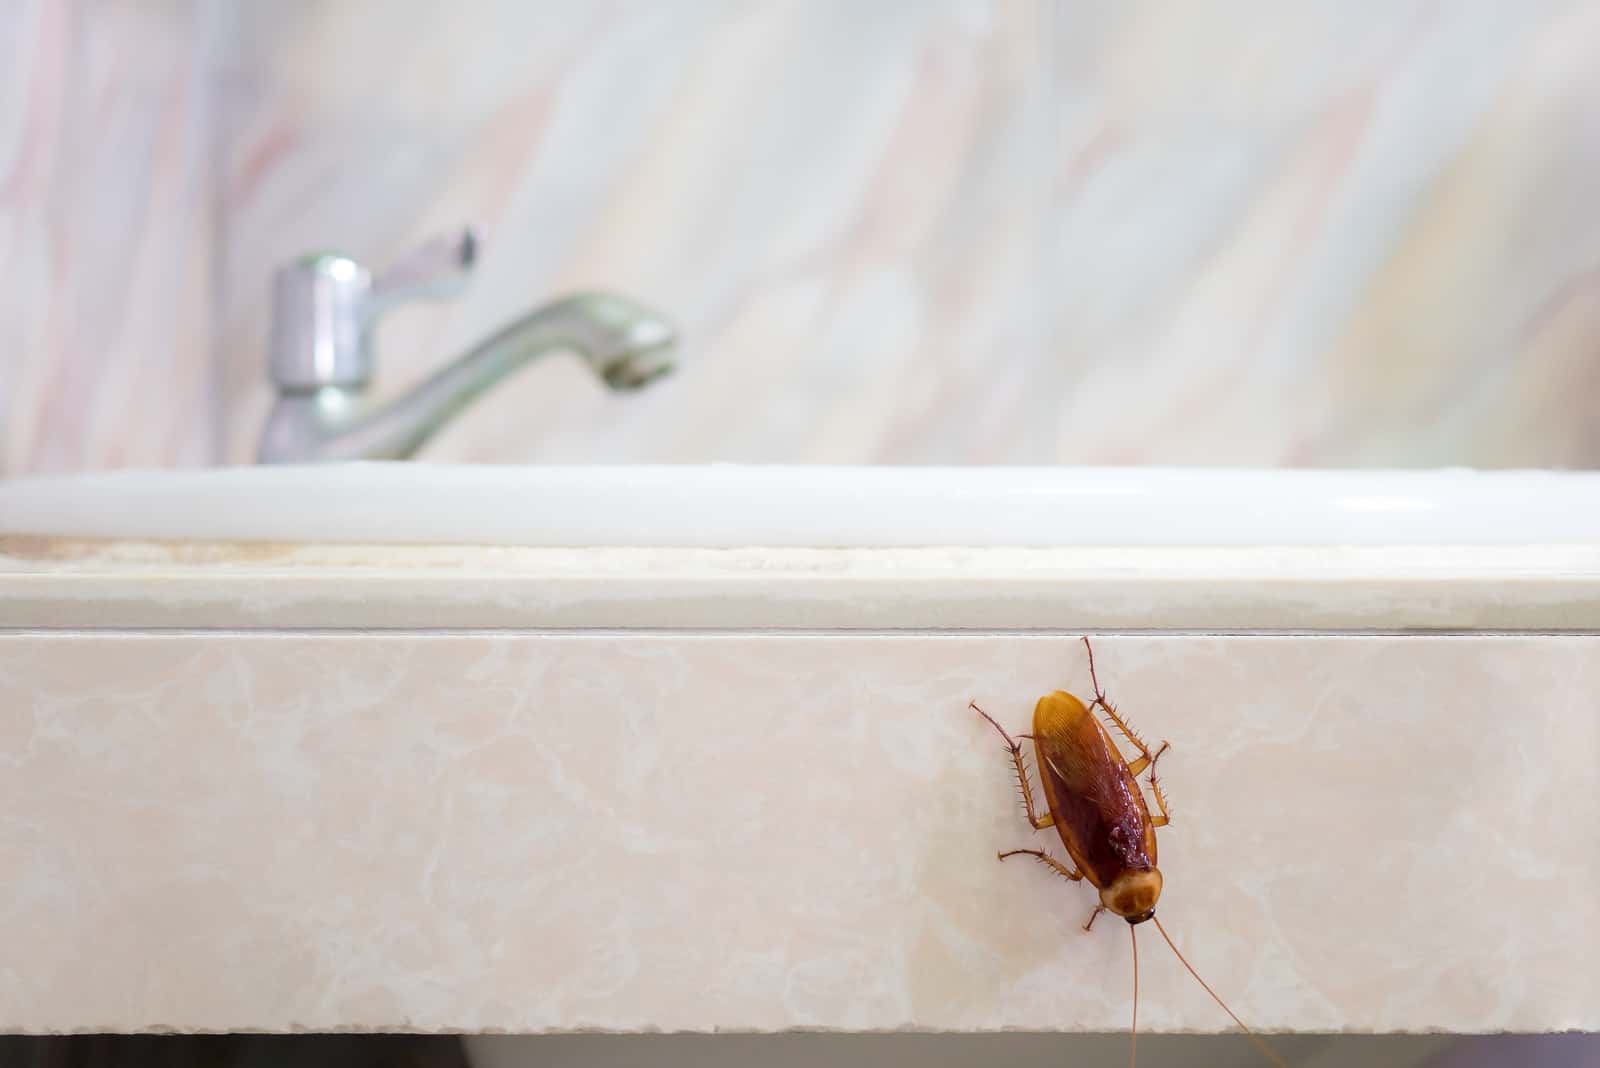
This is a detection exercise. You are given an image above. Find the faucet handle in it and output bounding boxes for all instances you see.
[268,226,479,392]
[370,226,478,315]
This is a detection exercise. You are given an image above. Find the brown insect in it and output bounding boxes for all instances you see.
[970,637,1287,1068]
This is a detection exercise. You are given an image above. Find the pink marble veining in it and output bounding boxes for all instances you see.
[211,1,1600,468]
[8,3,1600,472]
[1,0,218,477]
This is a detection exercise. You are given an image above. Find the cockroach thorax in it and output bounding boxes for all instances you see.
[1100,868,1163,924]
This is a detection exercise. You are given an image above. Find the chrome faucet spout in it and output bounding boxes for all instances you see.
[256,230,676,463]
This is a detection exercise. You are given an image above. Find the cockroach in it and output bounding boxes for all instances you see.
[970,637,1287,1068]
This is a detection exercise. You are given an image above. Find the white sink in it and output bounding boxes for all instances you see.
[5,463,1600,546]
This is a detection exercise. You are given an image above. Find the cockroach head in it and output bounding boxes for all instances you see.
[1100,869,1163,924]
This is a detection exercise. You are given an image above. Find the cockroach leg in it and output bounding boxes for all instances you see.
[969,699,1019,746]
[1143,741,1172,827]
[1083,904,1106,932]
[1081,638,1161,770]
[1125,737,1167,777]
[997,848,1084,885]
[1081,635,1107,700]
[970,701,1055,830]
[1098,698,1157,765]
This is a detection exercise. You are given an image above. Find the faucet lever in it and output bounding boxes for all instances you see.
[370,227,478,315]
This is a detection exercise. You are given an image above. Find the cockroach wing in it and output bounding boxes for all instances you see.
[1030,690,1158,891]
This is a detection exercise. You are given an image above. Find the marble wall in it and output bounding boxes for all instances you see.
[7,1,1600,475]
[1,0,220,476]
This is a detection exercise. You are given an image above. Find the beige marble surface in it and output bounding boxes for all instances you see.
[1,632,1594,1033]
[10,3,1600,473]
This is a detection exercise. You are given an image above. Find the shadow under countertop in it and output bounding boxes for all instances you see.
[0,1036,469,1068]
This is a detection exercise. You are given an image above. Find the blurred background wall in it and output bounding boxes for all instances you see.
[5,0,1600,476]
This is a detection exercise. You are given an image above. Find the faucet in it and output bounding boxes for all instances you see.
[257,227,676,463]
